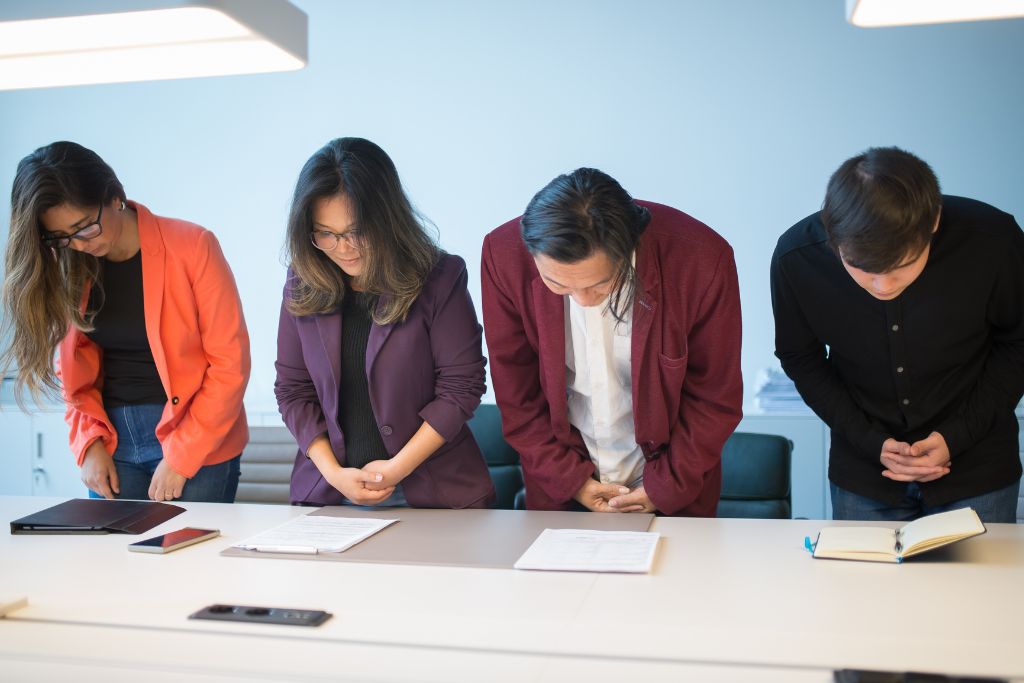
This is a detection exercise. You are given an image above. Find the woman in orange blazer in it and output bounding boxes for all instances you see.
[0,141,250,502]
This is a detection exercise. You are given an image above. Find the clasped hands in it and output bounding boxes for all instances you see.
[879,431,951,483]
[574,478,656,513]
[325,458,409,505]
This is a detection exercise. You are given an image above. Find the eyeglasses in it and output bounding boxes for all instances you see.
[41,204,104,249]
[311,228,363,251]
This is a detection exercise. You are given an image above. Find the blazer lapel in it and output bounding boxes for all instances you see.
[532,278,569,436]
[366,294,395,378]
[316,310,343,395]
[631,236,659,396]
[136,203,171,396]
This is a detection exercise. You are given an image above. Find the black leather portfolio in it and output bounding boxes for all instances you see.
[10,498,185,535]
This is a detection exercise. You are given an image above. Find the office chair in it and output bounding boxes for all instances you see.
[467,404,525,510]
[718,431,793,519]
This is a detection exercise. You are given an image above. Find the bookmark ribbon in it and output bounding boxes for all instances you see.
[804,536,816,554]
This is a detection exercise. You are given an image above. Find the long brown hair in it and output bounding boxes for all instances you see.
[283,137,439,324]
[0,141,125,408]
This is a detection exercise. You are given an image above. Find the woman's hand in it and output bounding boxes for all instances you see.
[81,440,119,499]
[361,458,413,491]
[149,459,188,501]
[306,434,395,504]
[325,467,395,505]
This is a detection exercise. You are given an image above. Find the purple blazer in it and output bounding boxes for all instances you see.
[275,254,495,508]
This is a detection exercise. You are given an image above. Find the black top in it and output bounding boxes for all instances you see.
[338,290,390,470]
[771,195,1024,506]
[85,252,166,407]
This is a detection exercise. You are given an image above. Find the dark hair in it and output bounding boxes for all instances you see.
[1,141,126,407]
[822,147,941,273]
[283,137,440,324]
[520,167,650,321]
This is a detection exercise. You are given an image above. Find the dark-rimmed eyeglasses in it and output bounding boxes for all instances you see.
[311,228,363,251]
[41,204,104,249]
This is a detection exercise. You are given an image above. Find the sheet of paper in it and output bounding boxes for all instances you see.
[234,514,398,554]
[513,528,660,573]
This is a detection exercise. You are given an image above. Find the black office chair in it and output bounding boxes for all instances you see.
[467,404,525,510]
[717,431,793,519]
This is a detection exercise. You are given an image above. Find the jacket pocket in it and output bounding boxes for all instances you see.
[658,352,687,371]
[658,352,688,424]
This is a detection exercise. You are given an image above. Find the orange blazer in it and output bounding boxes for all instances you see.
[57,202,250,478]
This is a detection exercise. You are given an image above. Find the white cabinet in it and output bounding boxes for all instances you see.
[31,410,86,497]
[0,384,85,497]
[0,409,33,495]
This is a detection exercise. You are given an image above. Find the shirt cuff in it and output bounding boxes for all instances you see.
[934,417,970,458]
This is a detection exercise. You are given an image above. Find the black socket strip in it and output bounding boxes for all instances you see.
[189,604,332,627]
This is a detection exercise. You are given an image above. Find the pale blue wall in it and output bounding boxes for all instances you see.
[2,0,1022,414]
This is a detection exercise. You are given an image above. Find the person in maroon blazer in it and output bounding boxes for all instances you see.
[275,138,494,508]
[482,168,742,516]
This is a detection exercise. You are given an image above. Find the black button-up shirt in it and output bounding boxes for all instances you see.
[771,195,1024,506]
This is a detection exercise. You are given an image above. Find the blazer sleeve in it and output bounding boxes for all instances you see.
[57,329,116,466]
[273,276,329,454]
[160,231,251,477]
[417,258,487,442]
[481,235,594,504]
[644,248,744,515]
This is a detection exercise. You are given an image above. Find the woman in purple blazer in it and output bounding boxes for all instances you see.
[275,138,495,508]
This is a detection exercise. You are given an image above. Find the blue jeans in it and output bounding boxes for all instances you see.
[830,480,1020,523]
[87,403,241,503]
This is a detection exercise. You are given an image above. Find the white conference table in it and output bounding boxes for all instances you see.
[1,495,1021,682]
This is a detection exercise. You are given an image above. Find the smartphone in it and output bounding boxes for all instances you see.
[128,527,220,554]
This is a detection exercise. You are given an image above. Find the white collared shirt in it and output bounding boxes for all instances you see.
[565,290,644,488]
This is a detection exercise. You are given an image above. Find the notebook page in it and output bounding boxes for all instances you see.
[899,507,983,555]
[814,526,897,556]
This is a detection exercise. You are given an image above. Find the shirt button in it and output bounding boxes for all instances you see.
[891,324,899,332]
[171,396,179,405]
[902,398,910,406]
[896,367,904,373]
[380,425,393,436]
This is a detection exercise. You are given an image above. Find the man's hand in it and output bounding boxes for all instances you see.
[149,459,188,501]
[81,440,119,499]
[325,467,395,505]
[574,479,630,512]
[361,459,412,492]
[880,433,951,483]
[608,485,657,513]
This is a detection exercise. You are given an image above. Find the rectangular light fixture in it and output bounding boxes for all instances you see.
[847,0,1024,27]
[0,0,307,91]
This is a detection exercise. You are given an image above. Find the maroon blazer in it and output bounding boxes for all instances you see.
[275,254,495,508]
[481,201,743,516]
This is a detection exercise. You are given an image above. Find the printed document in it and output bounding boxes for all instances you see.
[234,514,398,554]
[514,528,660,572]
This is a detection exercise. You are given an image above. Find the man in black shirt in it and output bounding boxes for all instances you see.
[771,147,1024,522]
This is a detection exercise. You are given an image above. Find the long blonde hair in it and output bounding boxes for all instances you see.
[0,142,125,408]
[283,137,439,324]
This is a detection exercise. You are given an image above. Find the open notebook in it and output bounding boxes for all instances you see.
[811,507,986,563]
